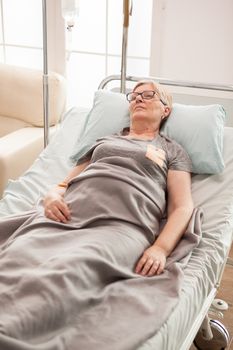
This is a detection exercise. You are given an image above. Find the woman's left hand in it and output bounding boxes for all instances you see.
[135,245,167,277]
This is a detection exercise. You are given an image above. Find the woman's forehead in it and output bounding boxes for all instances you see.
[134,82,155,92]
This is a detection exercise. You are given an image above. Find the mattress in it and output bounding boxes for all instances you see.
[0,107,232,350]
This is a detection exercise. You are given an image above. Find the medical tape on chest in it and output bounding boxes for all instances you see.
[145,144,166,167]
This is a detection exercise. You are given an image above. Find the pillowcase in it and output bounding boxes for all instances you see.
[70,89,130,163]
[70,89,226,174]
[161,103,226,174]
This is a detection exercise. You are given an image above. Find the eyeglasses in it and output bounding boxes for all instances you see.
[126,90,166,105]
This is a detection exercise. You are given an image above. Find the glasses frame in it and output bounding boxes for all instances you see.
[126,90,166,105]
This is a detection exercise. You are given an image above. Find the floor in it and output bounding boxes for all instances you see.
[190,244,233,350]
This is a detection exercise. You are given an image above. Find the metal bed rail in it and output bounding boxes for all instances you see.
[99,74,233,93]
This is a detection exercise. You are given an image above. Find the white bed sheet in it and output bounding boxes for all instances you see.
[0,107,232,350]
[0,107,89,215]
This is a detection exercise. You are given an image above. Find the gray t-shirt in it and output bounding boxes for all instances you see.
[72,134,192,237]
[77,133,192,175]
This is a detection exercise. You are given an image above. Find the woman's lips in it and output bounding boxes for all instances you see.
[134,105,145,110]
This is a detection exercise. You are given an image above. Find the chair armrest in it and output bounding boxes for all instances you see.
[0,63,67,127]
[0,127,44,196]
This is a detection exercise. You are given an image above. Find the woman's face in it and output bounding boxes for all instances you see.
[129,83,169,126]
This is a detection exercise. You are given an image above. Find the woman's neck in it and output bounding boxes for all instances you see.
[128,123,159,140]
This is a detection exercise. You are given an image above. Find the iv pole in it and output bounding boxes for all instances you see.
[42,0,49,147]
[120,0,132,93]
[42,0,79,148]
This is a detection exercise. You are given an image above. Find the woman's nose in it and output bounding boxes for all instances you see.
[135,94,143,102]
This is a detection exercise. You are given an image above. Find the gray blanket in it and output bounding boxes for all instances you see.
[0,135,202,350]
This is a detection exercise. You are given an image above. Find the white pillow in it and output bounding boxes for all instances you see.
[161,103,226,174]
[70,90,226,174]
[70,90,130,163]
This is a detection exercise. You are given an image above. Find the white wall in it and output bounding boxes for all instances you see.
[150,0,233,85]
[150,0,233,125]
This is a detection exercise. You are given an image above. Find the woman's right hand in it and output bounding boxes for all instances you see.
[43,187,71,223]
[43,161,90,223]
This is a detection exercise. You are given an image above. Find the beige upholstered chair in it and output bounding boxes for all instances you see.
[0,63,67,197]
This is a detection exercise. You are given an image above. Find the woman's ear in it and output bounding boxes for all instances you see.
[164,106,171,117]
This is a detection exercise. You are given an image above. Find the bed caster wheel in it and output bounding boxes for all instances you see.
[194,319,230,350]
[212,299,229,311]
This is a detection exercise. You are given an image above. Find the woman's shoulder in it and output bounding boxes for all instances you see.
[95,133,122,143]
[158,133,192,170]
[158,133,184,150]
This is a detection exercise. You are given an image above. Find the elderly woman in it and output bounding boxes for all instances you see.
[0,81,199,350]
[44,80,193,276]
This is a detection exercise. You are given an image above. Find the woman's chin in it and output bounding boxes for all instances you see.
[132,111,147,119]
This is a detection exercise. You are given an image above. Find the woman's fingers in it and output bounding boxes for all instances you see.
[45,199,71,222]
[147,259,165,276]
[135,255,165,277]
[135,256,154,275]
[56,200,71,220]
[147,260,161,276]
[45,209,60,222]
[156,261,165,275]
[140,258,154,275]
[135,256,147,274]
[51,206,69,223]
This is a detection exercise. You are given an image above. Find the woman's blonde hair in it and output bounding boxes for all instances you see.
[133,80,173,111]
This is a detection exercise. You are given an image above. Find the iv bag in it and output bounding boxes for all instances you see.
[62,0,79,26]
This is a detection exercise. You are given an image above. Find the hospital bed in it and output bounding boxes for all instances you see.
[0,74,233,350]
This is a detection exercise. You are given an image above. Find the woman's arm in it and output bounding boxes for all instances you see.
[43,160,90,223]
[135,170,193,276]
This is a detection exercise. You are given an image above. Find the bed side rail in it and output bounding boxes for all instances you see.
[98,74,233,93]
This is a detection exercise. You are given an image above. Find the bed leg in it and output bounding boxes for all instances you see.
[199,315,213,340]
[194,317,230,350]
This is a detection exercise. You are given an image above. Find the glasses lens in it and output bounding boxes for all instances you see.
[126,92,136,101]
[142,91,155,99]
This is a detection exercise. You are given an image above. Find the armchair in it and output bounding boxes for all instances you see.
[0,63,66,197]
